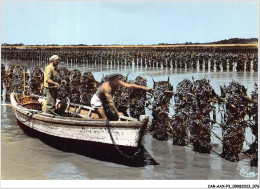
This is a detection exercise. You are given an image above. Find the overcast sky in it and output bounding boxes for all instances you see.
[1,0,259,45]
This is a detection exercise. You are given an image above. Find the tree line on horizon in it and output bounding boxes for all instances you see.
[1,38,258,47]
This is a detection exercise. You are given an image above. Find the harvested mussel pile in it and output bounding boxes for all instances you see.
[219,81,249,162]
[129,76,147,119]
[171,79,193,146]
[188,78,220,153]
[28,67,43,95]
[80,72,99,106]
[57,67,71,103]
[150,78,173,141]
[70,69,81,103]
[245,83,258,167]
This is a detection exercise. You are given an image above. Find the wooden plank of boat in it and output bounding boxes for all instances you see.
[10,93,149,148]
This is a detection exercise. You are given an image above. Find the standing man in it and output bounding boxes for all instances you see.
[42,55,60,114]
[91,74,152,120]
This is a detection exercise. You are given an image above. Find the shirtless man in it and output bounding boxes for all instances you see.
[91,74,152,120]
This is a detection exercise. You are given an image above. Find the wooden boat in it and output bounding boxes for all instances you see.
[10,92,150,161]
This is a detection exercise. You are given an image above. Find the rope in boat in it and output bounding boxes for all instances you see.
[19,112,34,123]
[106,119,141,159]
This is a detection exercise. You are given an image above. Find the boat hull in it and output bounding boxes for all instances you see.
[14,108,147,147]
[16,118,152,166]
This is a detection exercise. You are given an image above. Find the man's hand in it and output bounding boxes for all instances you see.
[118,112,124,116]
[55,83,60,89]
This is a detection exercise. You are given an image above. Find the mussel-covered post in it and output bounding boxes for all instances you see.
[220,81,249,162]
[150,78,173,140]
[1,64,6,99]
[129,76,148,119]
[3,65,15,102]
[245,83,258,167]
[28,67,43,95]
[80,72,99,106]
[171,79,193,146]
[187,78,219,153]
[70,69,81,103]
[57,67,71,103]
[112,75,131,115]
[12,65,27,93]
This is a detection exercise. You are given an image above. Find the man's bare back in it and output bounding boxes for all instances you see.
[91,74,152,120]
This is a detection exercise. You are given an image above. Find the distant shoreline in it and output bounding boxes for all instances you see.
[1,44,258,49]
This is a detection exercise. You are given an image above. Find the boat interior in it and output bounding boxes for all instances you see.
[14,93,138,122]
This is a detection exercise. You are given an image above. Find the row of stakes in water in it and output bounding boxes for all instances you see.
[1,47,258,71]
[1,64,258,167]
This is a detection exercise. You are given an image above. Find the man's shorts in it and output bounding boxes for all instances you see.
[91,94,103,108]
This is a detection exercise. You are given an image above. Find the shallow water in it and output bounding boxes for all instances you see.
[1,60,258,180]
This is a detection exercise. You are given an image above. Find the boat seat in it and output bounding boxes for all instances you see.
[118,115,138,122]
[55,99,99,119]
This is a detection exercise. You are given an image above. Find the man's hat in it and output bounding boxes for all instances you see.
[49,55,60,62]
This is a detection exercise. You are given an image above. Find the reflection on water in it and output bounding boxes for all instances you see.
[1,60,258,180]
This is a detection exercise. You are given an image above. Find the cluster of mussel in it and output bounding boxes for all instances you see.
[28,67,43,94]
[112,75,131,116]
[79,72,99,106]
[57,68,71,104]
[2,64,29,101]
[171,78,221,153]
[149,77,258,167]
[170,79,193,146]
[69,69,81,104]
[1,64,6,93]
[129,76,148,119]
[219,81,258,165]
[187,78,220,153]
[149,78,173,141]
[247,84,258,167]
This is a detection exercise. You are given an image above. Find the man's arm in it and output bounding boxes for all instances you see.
[45,68,60,88]
[103,83,123,116]
[104,92,120,114]
[118,80,152,91]
[47,79,60,87]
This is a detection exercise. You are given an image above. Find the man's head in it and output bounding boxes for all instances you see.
[49,55,60,67]
[107,74,124,85]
